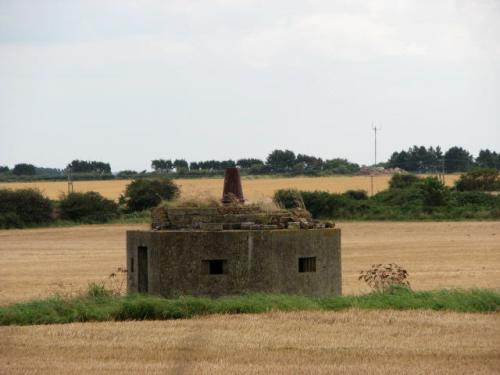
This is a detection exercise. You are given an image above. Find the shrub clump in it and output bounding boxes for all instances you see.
[273,189,304,209]
[342,190,368,200]
[121,178,180,212]
[389,173,420,189]
[418,176,449,207]
[0,188,53,228]
[455,168,500,192]
[58,191,118,223]
[274,189,368,219]
[273,172,500,220]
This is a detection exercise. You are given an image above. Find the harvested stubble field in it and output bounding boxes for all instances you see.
[0,221,499,305]
[0,221,499,374]
[0,174,460,202]
[1,309,499,375]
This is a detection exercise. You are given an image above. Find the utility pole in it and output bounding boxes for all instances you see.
[370,123,381,197]
[67,167,74,194]
[441,158,446,185]
[372,124,381,166]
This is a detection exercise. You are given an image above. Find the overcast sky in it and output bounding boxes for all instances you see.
[0,0,499,171]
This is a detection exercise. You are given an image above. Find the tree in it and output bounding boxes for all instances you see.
[0,165,9,173]
[219,160,236,169]
[173,159,189,170]
[151,159,173,173]
[67,160,111,174]
[121,178,179,212]
[13,163,36,175]
[476,149,499,169]
[34,167,63,177]
[444,147,473,173]
[266,149,296,171]
[323,158,360,174]
[190,159,236,171]
[236,158,264,169]
[387,146,443,172]
[249,163,271,175]
[291,162,306,175]
[296,154,323,171]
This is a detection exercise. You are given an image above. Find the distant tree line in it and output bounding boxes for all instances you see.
[0,160,112,180]
[387,146,499,173]
[0,160,112,176]
[66,160,111,174]
[1,146,499,180]
[151,149,361,176]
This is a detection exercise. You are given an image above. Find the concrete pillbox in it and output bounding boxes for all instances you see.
[127,228,341,297]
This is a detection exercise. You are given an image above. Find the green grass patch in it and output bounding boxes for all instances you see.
[1,287,498,326]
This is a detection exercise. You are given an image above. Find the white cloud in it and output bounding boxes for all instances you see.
[0,34,196,73]
[1,0,499,71]
[0,0,499,169]
[235,1,500,67]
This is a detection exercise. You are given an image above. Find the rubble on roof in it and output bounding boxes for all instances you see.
[151,204,334,231]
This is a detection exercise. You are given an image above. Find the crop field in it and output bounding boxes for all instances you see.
[0,174,460,202]
[0,221,498,305]
[1,309,499,374]
[0,220,499,374]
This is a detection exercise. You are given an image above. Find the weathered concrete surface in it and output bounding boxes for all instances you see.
[127,228,341,297]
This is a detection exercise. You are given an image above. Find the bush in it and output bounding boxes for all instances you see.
[455,168,500,192]
[0,188,53,228]
[371,187,422,207]
[12,163,36,176]
[122,178,179,212]
[389,173,420,189]
[116,170,138,179]
[59,192,118,223]
[274,189,368,218]
[275,182,500,220]
[0,212,23,228]
[452,191,499,206]
[301,191,348,218]
[301,191,370,218]
[343,190,368,200]
[418,177,449,207]
[273,189,304,209]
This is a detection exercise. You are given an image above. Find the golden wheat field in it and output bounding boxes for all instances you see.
[0,221,499,374]
[1,310,499,375]
[0,175,460,202]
